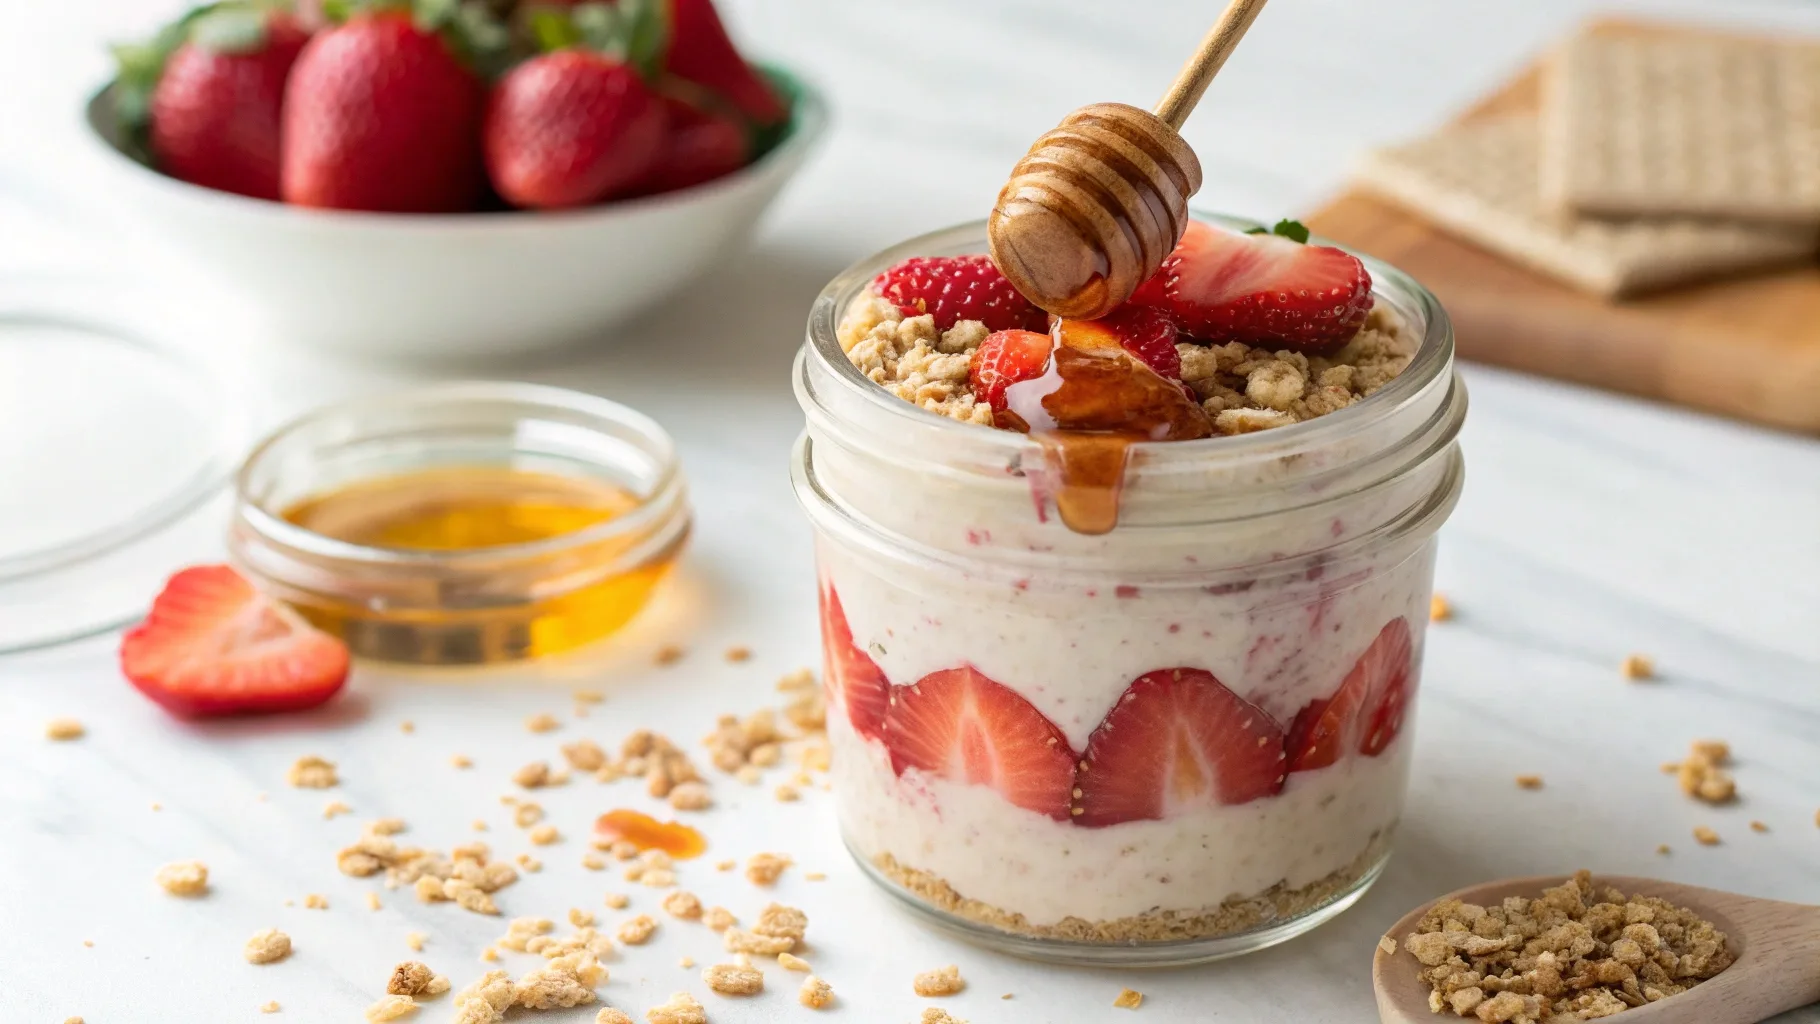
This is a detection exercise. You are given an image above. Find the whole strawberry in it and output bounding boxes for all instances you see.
[282,9,489,212]
[115,5,309,200]
[873,255,1048,333]
[485,50,667,208]
[663,0,786,126]
[637,91,749,195]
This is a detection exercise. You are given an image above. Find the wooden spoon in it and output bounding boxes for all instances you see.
[1374,874,1820,1024]
[988,0,1270,320]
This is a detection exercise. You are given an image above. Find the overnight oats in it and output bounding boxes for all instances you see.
[790,214,1466,965]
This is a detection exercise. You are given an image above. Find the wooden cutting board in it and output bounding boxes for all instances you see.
[1304,20,1820,435]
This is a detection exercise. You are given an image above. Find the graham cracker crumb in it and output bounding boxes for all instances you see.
[1749,820,1769,833]
[662,891,703,919]
[1694,825,1721,846]
[1429,594,1452,622]
[155,860,209,896]
[702,906,735,932]
[1656,844,1672,855]
[517,854,543,873]
[703,962,764,995]
[453,969,514,1024]
[529,824,560,845]
[655,645,685,666]
[1404,869,1732,1020]
[481,947,499,962]
[513,762,552,789]
[562,739,607,772]
[582,854,605,871]
[799,975,834,1009]
[644,991,706,1024]
[1515,775,1544,790]
[913,965,965,997]
[498,917,554,952]
[451,755,473,769]
[324,800,353,819]
[667,781,712,811]
[774,784,800,802]
[678,956,694,969]
[1621,654,1656,680]
[387,961,436,996]
[472,820,489,832]
[605,893,630,910]
[525,713,560,733]
[570,908,596,928]
[617,915,658,945]
[724,646,752,663]
[1380,936,1399,955]
[365,995,417,1022]
[575,688,605,704]
[735,765,761,785]
[1674,740,1737,804]
[919,1010,967,1024]
[370,818,406,835]
[752,903,807,941]
[406,932,424,951]
[778,952,811,972]
[597,1010,634,1024]
[723,928,795,956]
[287,755,337,788]
[745,852,791,886]
[260,1002,280,1013]
[304,893,328,910]
[1113,987,1144,1009]
[515,951,607,1009]
[513,803,543,828]
[244,928,292,964]
[45,717,84,740]
[444,878,500,914]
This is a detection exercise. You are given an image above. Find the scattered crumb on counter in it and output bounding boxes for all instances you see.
[596,1010,634,1024]
[1621,654,1655,680]
[605,893,630,910]
[1515,774,1544,790]
[451,754,473,769]
[363,994,416,1022]
[1750,820,1769,833]
[525,713,560,733]
[617,915,658,945]
[45,718,84,740]
[513,762,552,789]
[662,891,702,920]
[746,852,791,886]
[259,1002,280,1013]
[913,965,965,997]
[645,991,706,1024]
[1673,740,1736,804]
[778,953,811,972]
[1429,594,1452,622]
[155,860,209,897]
[655,645,685,666]
[919,1010,967,1024]
[1114,987,1144,1009]
[405,932,424,952]
[530,824,560,845]
[304,893,328,910]
[725,646,752,663]
[1694,826,1721,845]
[799,976,834,1009]
[324,800,352,819]
[286,756,337,788]
[399,721,414,734]
[1656,844,1672,855]
[244,928,292,965]
[703,962,764,995]
[702,906,735,932]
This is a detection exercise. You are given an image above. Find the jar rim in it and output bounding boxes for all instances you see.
[801,211,1456,472]
[232,381,686,572]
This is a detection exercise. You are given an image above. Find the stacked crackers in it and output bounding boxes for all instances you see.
[1353,23,1820,297]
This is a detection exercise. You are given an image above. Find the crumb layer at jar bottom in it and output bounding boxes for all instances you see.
[858,831,1392,965]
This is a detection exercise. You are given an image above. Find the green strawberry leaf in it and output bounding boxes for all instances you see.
[111,1,232,132]
[443,0,515,78]
[189,6,270,53]
[1245,219,1311,243]
[525,5,582,51]
[571,2,625,59]
[619,0,666,79]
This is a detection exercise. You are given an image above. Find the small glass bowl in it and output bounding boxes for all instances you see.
[228,382,690,665]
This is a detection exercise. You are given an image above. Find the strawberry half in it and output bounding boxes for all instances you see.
[873,255,1047,333]
[1129,220,1373,353]
[1073,668,1285,827]
[969,329,1053,415]
[1092,303,1181,379]
[882,666,1077,821]
[120,565,350,718]
[817,583,889,741]
[1284,617,1415,771]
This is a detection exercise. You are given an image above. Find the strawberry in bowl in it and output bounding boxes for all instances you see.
[82,0,827,357]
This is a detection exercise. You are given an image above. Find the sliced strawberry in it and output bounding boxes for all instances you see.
[1284,616,1415,771]
[816,583,889,741]
[1130,220,1373,353]
[882,666,1076,820]
[1094,304,1181,379]
[998,318,1211,440]
[119,565,349,718]
[1074,668,1285,827]
[969,329,1053,414]
[873,255,1047,333]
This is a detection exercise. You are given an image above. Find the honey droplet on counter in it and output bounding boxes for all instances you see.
[593,809,707,860]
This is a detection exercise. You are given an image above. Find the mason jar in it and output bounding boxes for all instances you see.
[790,214,1466,966]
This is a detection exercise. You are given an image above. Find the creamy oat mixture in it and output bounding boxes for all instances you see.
[838,291,1417,435]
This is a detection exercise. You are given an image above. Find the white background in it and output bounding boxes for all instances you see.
[1,1,1817,1021]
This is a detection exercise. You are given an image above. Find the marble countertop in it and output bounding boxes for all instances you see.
[2,0,1817,1021]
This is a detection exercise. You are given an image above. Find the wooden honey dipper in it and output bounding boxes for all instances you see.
[988,0,1270,320]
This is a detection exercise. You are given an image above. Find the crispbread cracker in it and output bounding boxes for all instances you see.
[1354,117,1816,297]
[1540,31,1820,224]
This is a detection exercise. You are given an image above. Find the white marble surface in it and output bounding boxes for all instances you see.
[3,0,1819,1020]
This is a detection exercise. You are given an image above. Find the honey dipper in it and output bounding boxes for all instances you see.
[988,0,1269,320]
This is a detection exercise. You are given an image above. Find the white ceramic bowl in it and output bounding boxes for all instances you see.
[80,68,826,360]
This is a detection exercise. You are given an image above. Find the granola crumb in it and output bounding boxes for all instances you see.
[472,819,489,832]
[444,878,500,915]
[1657,844,1672,855]
[667,781,712,811]
[715,860,735,872]
[702,906,735,932]
[517,854,543,873]
[745,852,791,886]
[481,947,499,962]
[774,784,800,802]
[1113,987,1144,1009]
[645,991,706,1024]
[244,928,292,965]
[1515,774,1544,790]
[678,956,695,969]
[734,765,761,785]
[525,713,561,733]
[1694,825,1721,845]
[752,903,808,941]
[1676,740,1737,804]
[597,1010,635,1024]
[655,645,685,666]
[260,1002,280,1013]
[569,907,596,927]
[723,928,795,956]
[1750,820,1769,833]
[45,717,85,740]
[913,965,965,997]
[724,645,752,663]
[919,1010,967,1024]
[451,755,473,769]
[605,893,631,910]
[1404,869,1733,1018]
[304,893,328,910]
[513,761,552,789]
[453,969,514,1022]
[515,951,607,1009]
[1378,935,1397,955]
[406,932,425,952]
[581,854,605,871]
[150,801,162,811]
[703,962,764,995]
[799,975,834,1009]
[387,961,436,996]
[662,891,703,919]
[617,915,658,945]
[778,952,811,972]
[562,739,607,772]
[324,800,353,819]
[530,824,560,845]
[287,755,338,788]
[513,802,543,828]
[804,872,827,882]
[575,688,605,704]
[400,720,414,734]
[1621,654,1656,680]
[365,995,417,1022]
[155,860,209,897]
[1429,594,1452,622]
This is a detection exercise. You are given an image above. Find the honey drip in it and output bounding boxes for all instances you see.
[593,809,707,860]
[1003,319,1211,535]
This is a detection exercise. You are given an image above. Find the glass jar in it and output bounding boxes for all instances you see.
[229,382,690,665]
[790,215,1466,966]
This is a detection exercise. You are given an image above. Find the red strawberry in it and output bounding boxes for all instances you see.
[637,91,749,195]
[817,584,889,741]
[882,666,1077,820]
[662,0,787,125]
[1073,668,1285,827]
[1093,304,1181,379]
[485,50,667,209]
[123,6,310,200]
[282,12,487,212]
[120,565,350,718]
[873,255,1048,333]
[1284,617,1415,771]
[995,318,1211,440]
[1130,220,1373,353]
[969,329,1053,414]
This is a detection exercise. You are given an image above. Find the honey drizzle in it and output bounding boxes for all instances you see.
[593,809,706,860]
